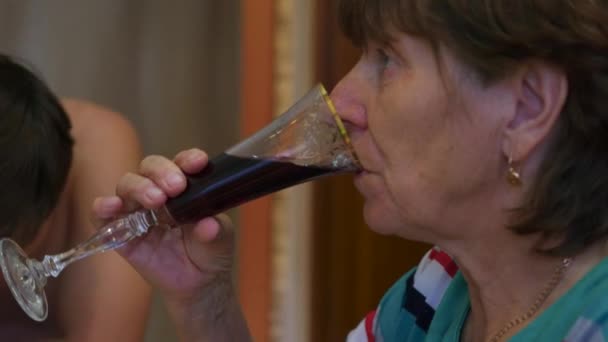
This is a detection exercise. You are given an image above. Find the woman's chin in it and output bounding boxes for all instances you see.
[363,205,400,236]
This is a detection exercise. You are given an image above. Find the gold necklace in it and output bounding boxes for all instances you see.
[487,258,573,342]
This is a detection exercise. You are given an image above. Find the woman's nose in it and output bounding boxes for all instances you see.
[330,78,368,130]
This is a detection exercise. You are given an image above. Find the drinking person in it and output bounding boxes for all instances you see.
[0,55,150,340]
[94,0,608,340]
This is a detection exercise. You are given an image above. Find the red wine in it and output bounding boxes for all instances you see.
[165,153,335,224]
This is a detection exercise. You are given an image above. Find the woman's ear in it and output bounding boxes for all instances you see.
[502,61,568,161]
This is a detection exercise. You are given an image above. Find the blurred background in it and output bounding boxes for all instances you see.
[0,0,428,341]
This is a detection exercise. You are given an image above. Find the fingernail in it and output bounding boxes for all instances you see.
[146,187,165,201]
[101,196,121,209]
[187,152,206,164]
[166,173,184,188]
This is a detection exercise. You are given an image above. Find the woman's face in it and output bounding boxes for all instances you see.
[331,34,515,241]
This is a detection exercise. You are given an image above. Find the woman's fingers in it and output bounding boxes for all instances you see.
[115,171,167,212]
[173,148,209,174]
[183,214,235,273]
[138,154,188,198]
[92,196,123,218]
[133,150,208,200]
[92,149,211,229]
[90,196,123,227]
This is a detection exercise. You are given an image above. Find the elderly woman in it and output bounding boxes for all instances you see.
[93,0,608,340]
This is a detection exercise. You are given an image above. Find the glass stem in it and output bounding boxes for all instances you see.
[34,208,173,279]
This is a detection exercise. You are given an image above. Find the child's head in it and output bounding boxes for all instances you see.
[0,55,74,245]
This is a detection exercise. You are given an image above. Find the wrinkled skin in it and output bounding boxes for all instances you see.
[92,149,234,303]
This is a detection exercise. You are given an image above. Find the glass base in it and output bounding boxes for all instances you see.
[0,238,48,321]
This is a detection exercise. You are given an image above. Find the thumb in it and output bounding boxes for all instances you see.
[183,213,235,275]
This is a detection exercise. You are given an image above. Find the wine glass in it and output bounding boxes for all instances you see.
[0,84,361,321]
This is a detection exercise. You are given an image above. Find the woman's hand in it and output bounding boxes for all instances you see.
[93,148,234,299]
[92,148,250,341]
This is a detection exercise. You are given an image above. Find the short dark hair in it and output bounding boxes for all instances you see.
[0,55,74,245]
[339,0,608,256]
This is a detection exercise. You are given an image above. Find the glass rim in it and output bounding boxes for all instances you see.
[317,83,362,170]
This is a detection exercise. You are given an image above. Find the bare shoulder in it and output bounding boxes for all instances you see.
[61,98,140,151]
[60,98,142,200]
[55,100,151,338]
[60,98,143,236]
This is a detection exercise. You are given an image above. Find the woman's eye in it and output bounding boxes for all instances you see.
[376,49,390,70]
[374,48,397,80]
[362,46,398,84]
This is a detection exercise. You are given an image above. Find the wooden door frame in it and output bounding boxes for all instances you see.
[238,0,274,341]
